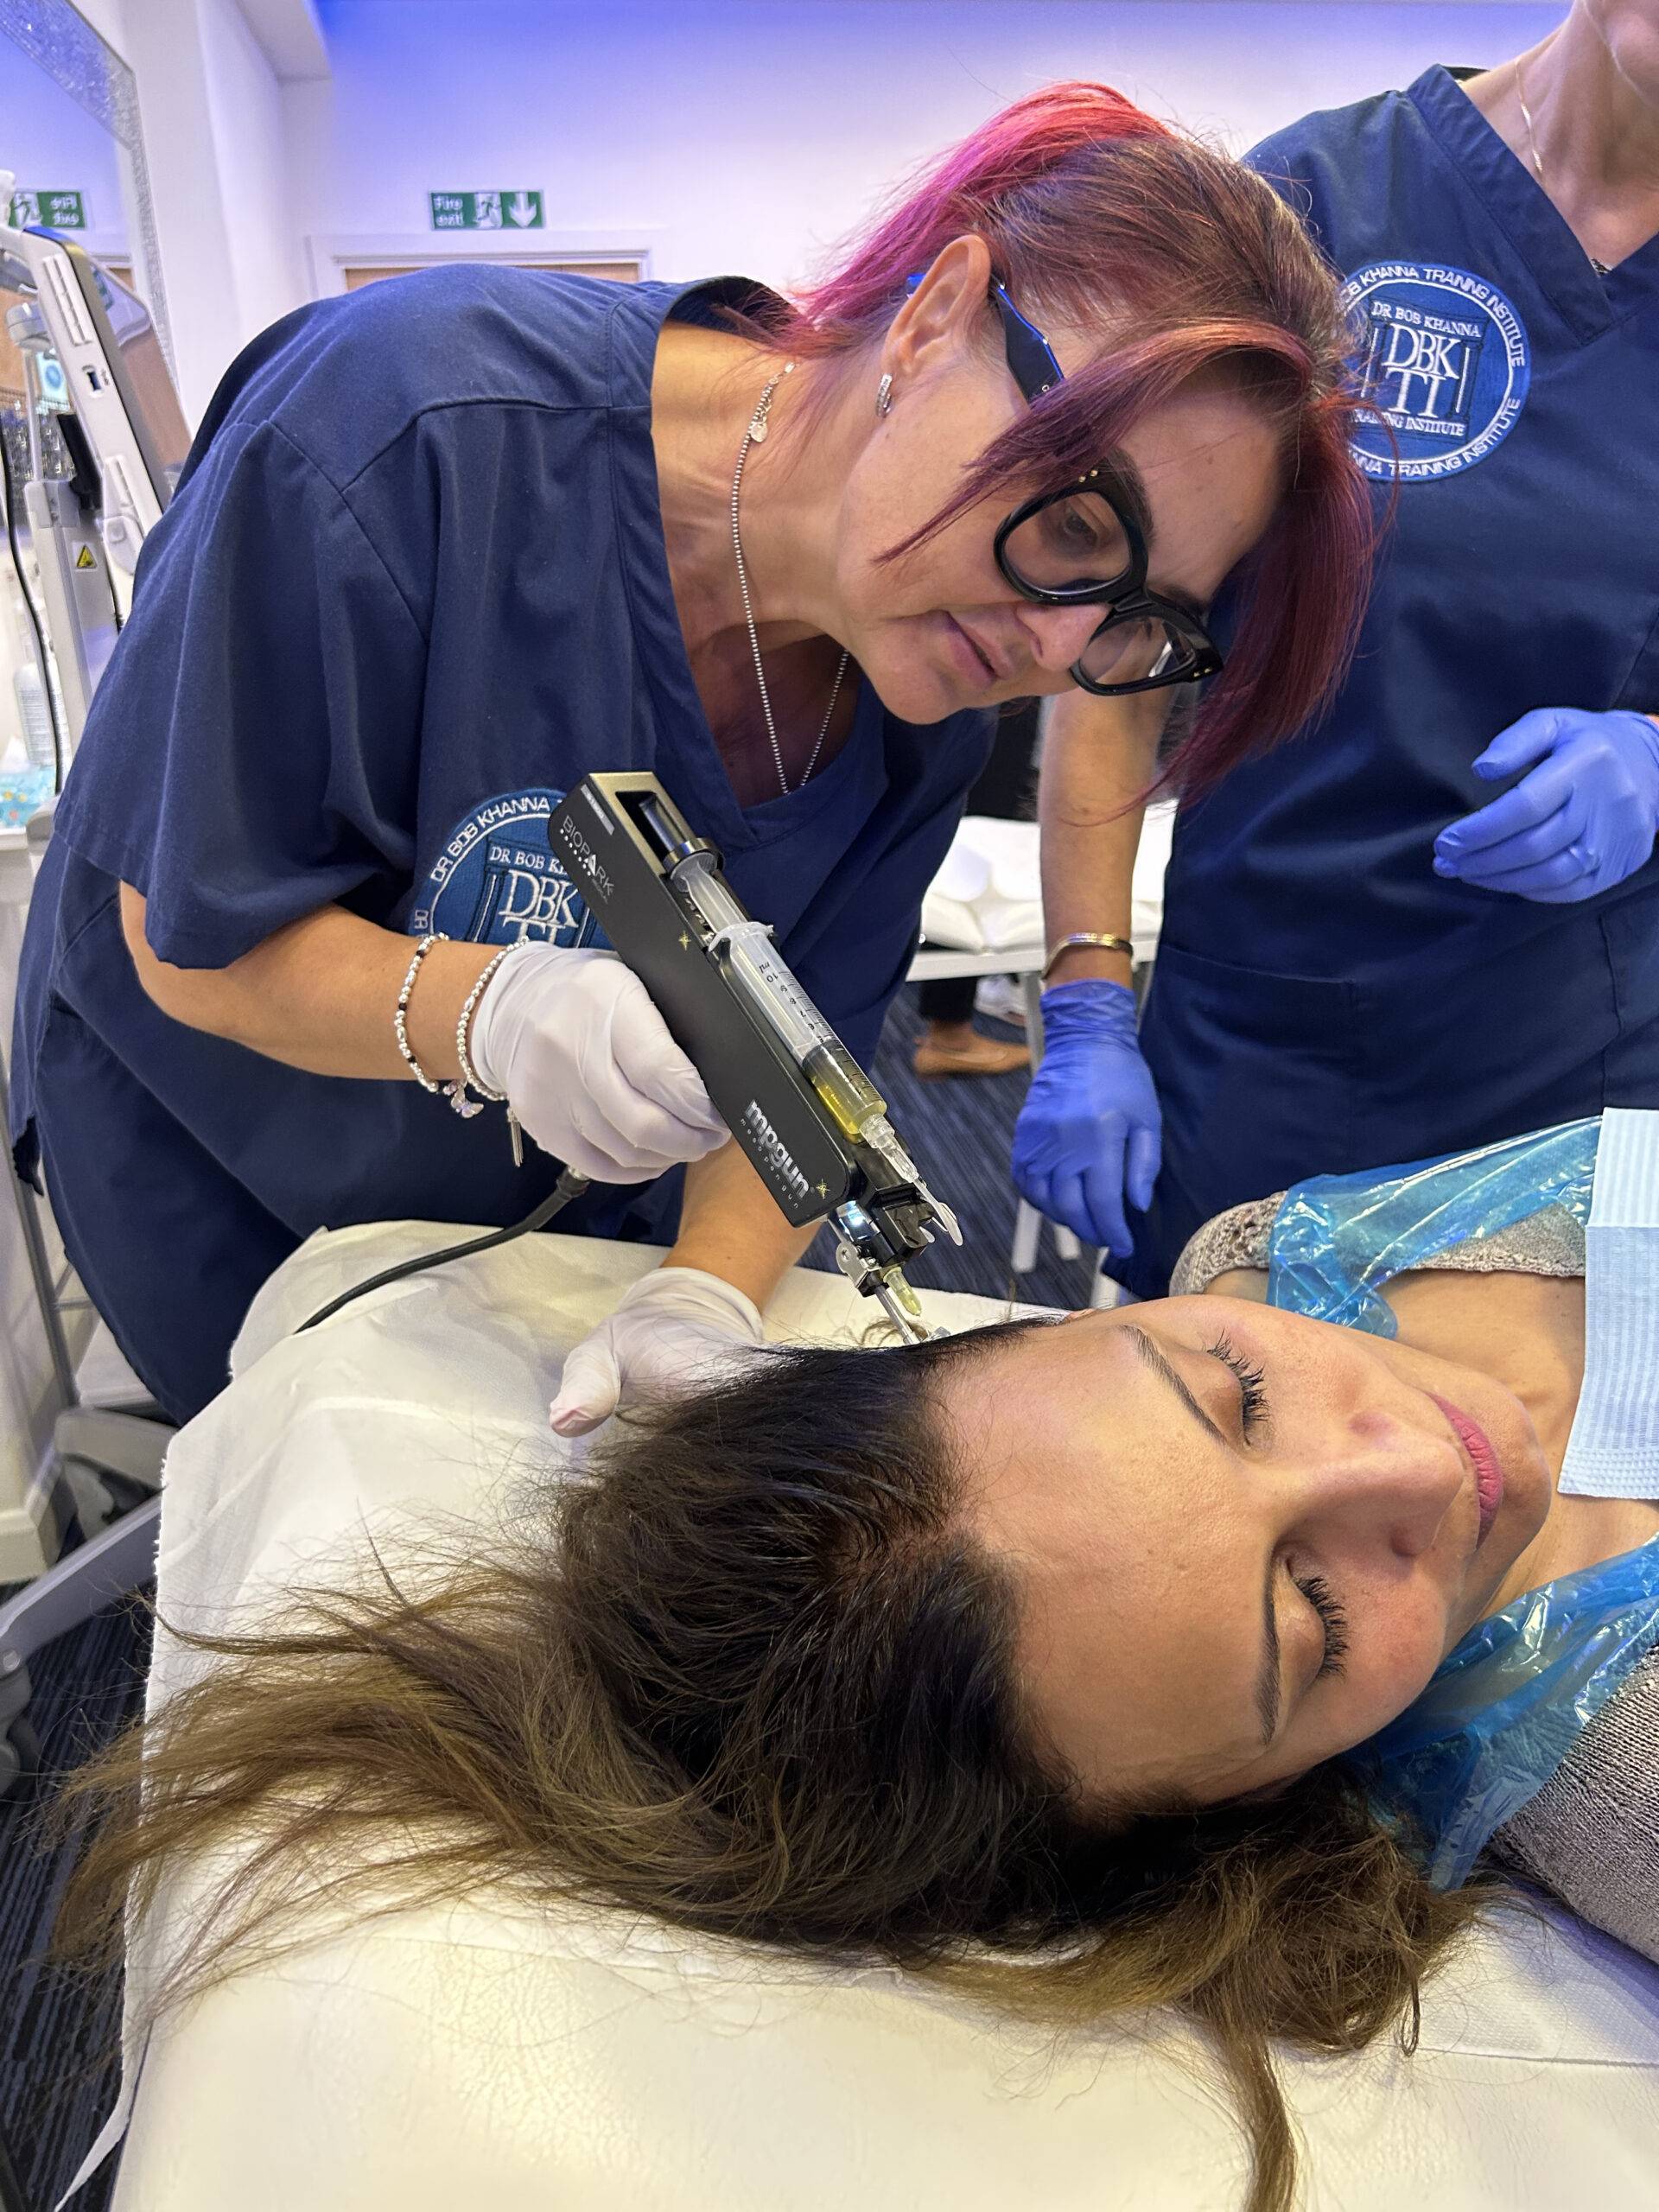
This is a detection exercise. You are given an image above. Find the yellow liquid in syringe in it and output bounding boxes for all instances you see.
[803,1041,887,1142]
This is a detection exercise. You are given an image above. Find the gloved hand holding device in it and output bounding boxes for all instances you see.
[550,1265,766,1436]
[1011,978,1162,1258]
[1434,709,1659,904]
[468,944,728,1180]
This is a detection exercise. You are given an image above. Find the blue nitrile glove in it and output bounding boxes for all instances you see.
[1012,979,1161,1257]
[1434,709,1659,903]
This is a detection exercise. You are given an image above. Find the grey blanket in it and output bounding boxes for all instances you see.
[1486,1647,1659,1961]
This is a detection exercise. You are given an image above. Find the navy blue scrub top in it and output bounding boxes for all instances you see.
[1131,64,1659,1296]
[12,269,993,1412]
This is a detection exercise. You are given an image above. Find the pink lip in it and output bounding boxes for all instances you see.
[1429,1394,1505,1546]
[944,613,1007,686]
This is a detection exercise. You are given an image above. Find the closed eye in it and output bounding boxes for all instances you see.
[1209,1335,1349,1682]
[1209,1332,1268,1442]
[1296,1572,1350,1680]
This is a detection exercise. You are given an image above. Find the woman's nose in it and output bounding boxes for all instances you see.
[1305,1411,1466,1558]
[1020,603,1103,674]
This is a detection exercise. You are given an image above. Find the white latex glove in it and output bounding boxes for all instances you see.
[550,1266,766,1436]
[469,946,728,1181]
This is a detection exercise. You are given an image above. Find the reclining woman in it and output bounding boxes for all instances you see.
[64,1120,1658,2212]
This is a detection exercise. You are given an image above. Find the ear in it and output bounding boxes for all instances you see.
[883,233,995,386]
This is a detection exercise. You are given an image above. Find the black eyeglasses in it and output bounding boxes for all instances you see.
[909,273,1224,696]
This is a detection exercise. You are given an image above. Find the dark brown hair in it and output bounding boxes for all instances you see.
[57,1326,1522,2212]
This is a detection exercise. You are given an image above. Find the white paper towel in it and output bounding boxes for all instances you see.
[1558,1107,1659,1500]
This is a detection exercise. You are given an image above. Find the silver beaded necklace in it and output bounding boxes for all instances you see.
[730,360,849,798]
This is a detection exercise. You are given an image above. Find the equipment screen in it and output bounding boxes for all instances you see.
[86,261,192,485]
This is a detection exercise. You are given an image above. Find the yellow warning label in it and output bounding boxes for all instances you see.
[74,545,97,569]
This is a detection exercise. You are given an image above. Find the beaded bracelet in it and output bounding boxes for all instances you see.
[456,940,529,1165]
[393,934,450,1096]
[394,931,489,1123]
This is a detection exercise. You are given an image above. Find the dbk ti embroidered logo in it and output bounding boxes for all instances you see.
[1341,262,1531,483]
[411,788,602,947]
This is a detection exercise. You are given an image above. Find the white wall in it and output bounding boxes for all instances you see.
[290,1,1567,296]
[66,0,127,54]
[199,0,307,351]
[121,0,307,422]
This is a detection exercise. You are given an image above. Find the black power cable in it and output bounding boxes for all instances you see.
[295,1166,590,1336]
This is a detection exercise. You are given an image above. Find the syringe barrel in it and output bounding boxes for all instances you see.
[801,1041,886,1143]
[722,923,836,1065]
[668,849,888,1136]
[668,848,747,933]
[671,853,832,1050]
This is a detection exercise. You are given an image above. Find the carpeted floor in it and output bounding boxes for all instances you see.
[0,985,1096,2209]
[0,1582,149,2212]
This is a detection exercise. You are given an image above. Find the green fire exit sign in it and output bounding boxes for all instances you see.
[10,189,87,229]
[429,189,544,231]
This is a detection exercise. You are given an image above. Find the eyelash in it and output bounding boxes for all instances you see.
[1296,1574,1351,1680]
[1208,1333,1351,1681]
[1209,1332,1268,1440]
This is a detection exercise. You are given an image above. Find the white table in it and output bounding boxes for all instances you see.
[906,942,1045,985]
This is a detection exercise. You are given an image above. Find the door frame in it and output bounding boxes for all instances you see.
[304,231,662,300]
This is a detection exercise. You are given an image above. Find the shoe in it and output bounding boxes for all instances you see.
[975,975,1029,1029]
[912,1030,1031,1080]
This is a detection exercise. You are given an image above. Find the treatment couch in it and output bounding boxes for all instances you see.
[64,1227,1659,2211]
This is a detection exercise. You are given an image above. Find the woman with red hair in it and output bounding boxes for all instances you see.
[13,82,1370,1427]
